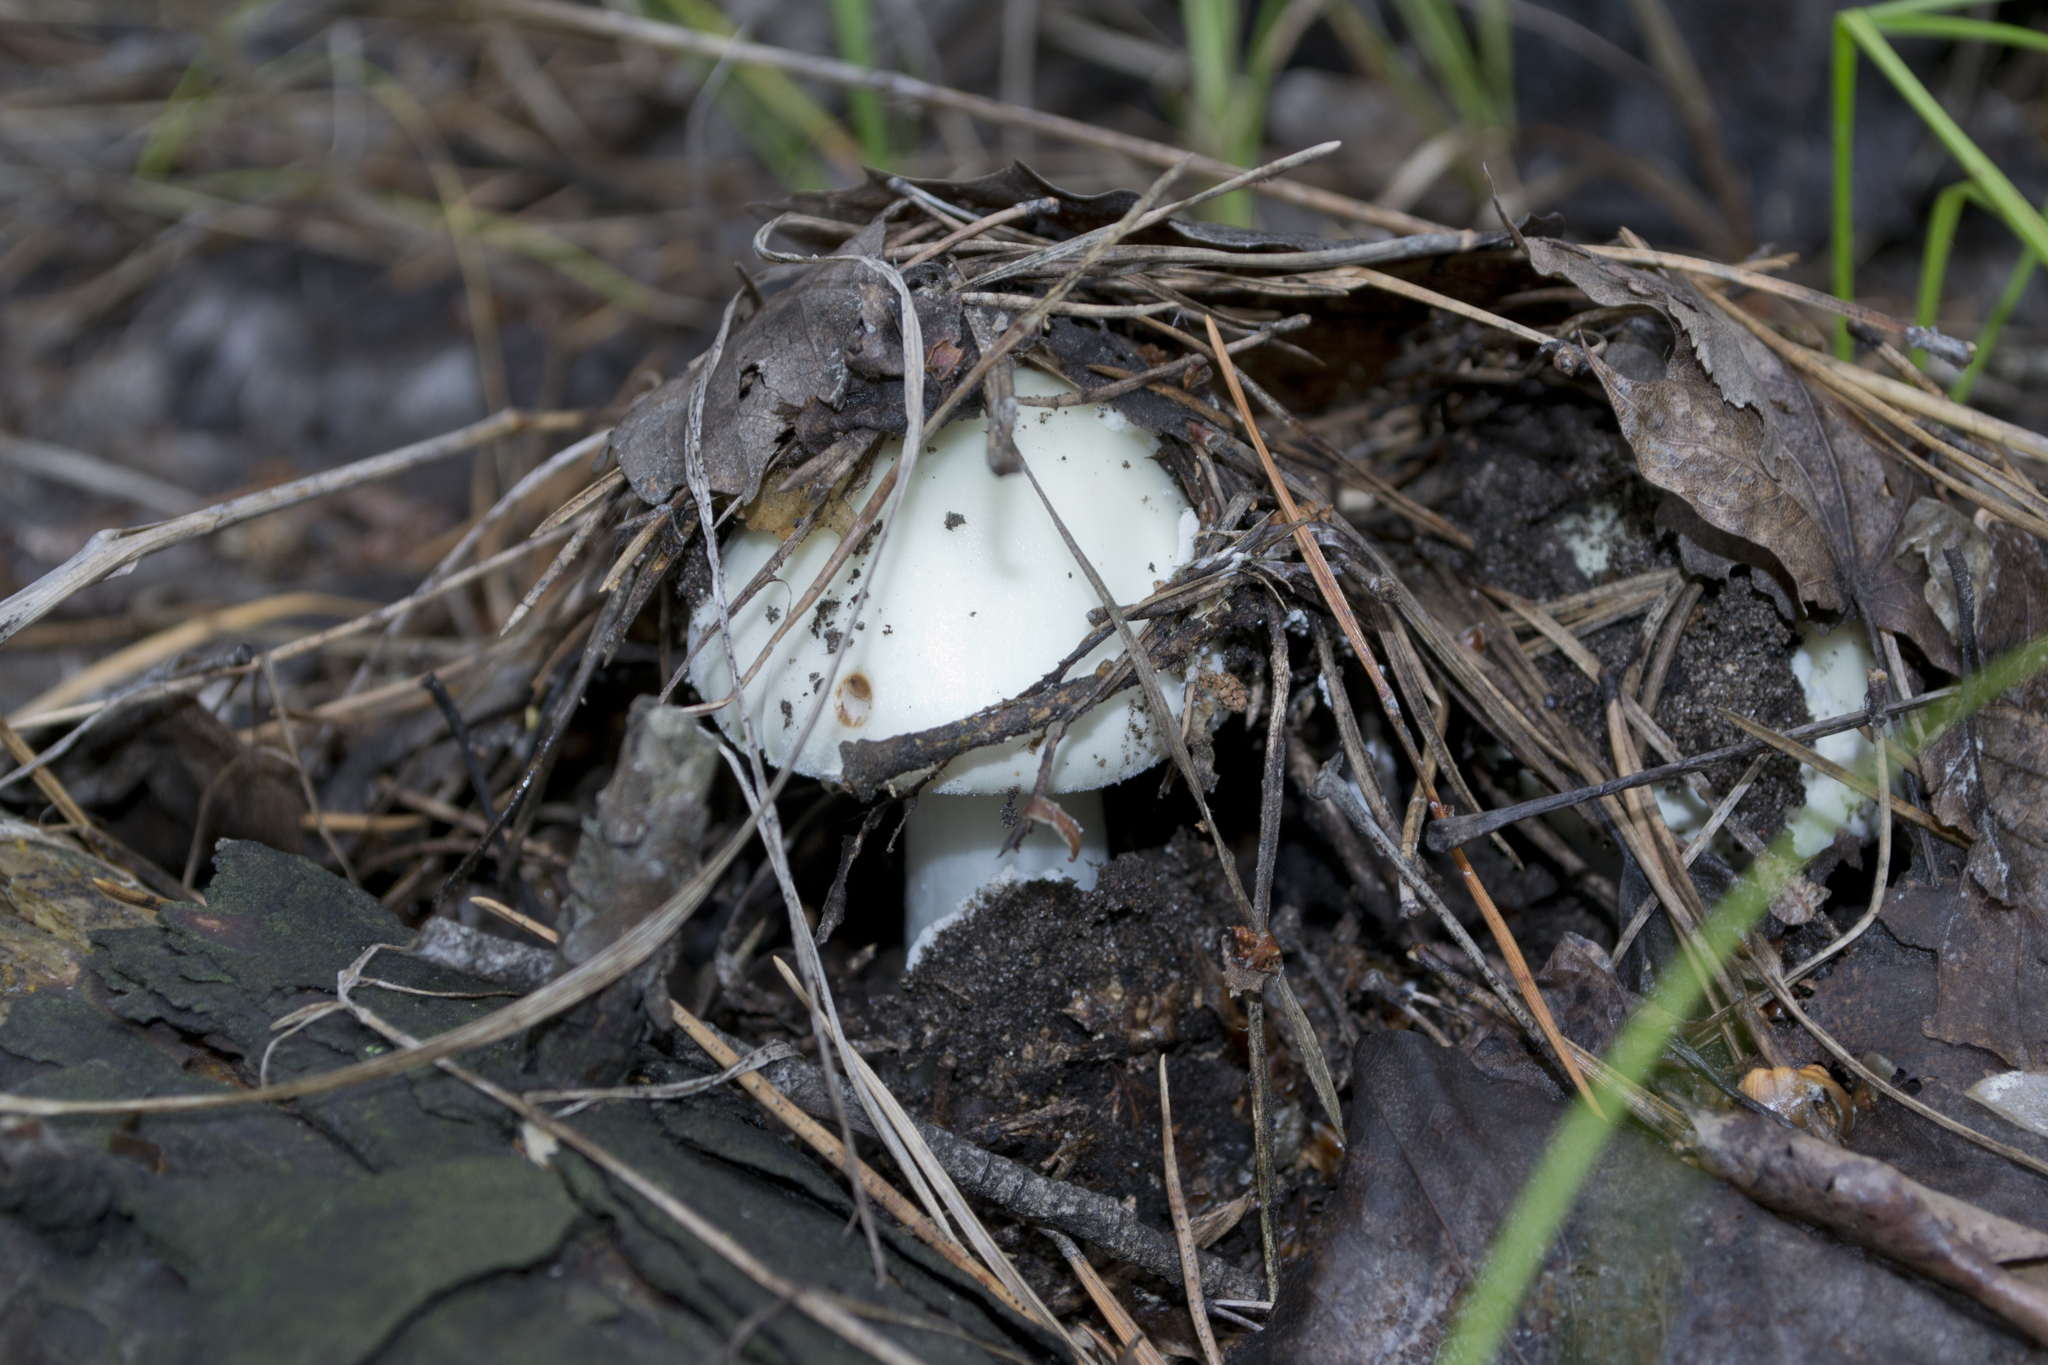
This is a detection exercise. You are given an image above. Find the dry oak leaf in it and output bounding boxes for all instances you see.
[1523,237,1952,669]
[1923,522,2048,912]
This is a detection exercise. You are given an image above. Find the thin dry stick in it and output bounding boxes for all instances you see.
[1160,1057,1222,1365]
[1201,316,1600,1114]
[1331,267,1553,345]
[1572,245,1983,355]
[1613,754,1769,962]
[1697,283,2048,466]
[668,1001,1025,1315]
[0,713,95,835]
[1042,1229,1170,1365]
[771,958,1064,1335]
[10,592,376,722]
[468,892,559,944]
[489,0,1451,237]
[0,410,582,648]
[903,197,1058,267]
[263,529,577,662]
[1717,709,1958,845]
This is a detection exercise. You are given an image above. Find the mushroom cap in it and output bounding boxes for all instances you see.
[688,368,1196,794]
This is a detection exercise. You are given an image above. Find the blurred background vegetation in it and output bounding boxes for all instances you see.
[7,0,2048,687]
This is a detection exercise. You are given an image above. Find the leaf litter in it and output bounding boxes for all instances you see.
[6,13,2048,1363]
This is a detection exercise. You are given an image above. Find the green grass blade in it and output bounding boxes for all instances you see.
[1951,245,2037,401]
[1833,14,1859,357]
[1326,0,1454,134]
[1181,0,1258,223]
[1914,180,1979,362]
[1439,832,1801,1364]
[828,0,890,166]
[1866,0,1997,17]
[1441,623,2048,1364]
[1877,15,2048,53]
[643,0,861,185]
[1476,0,1515,134]
[1391,0,1497,130]
[1845,14,2048,274]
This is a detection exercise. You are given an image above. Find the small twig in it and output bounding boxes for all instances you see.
[422,672,517,889]
[1425,690,1953,850]
[468,893,558,944]
[1717,708,1960,846]
[902,197,1058,267]
[1203,315,1599,1115]
[668,1000,1026,1315]
[0,409,582,650]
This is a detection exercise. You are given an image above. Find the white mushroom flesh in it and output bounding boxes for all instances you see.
[689,366,1196,794]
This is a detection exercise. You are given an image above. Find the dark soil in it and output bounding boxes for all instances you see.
[1411,395,1810,839]
[858,833,1311,1297]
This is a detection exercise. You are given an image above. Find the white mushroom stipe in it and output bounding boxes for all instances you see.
[1785,622,1882,859]
[903,790,1107,968]
[689,367,1194,944]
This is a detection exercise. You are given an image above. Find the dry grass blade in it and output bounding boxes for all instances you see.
[0,742,785,1117]
[1577,244,1975,354]
[1328,267,1553,346]
[489,0,1449,236]
[11,593,376,723]
[0,410,584,648]
[1717,708,1961,845]
[1159,1057,1223,1365]
[669,1001,1025,1316]
[0,713,95,837]
[259,652,355,886]
[1201,315,1601,1116]
[467,893,559,944]
[1043,1229,1169,1365]
[770,958,1065,1337]
[1424,689,1950,850]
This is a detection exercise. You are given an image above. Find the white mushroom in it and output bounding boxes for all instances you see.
[690,367,1198,956]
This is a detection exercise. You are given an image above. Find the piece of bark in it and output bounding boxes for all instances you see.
[533,698,719,1086]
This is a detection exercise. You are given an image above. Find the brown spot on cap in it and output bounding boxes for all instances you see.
[835,673,873,728]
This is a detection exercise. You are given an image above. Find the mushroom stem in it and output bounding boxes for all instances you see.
[903,790,1108,962]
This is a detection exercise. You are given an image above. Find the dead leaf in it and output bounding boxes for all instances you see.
[613,218,981,507]
[1922,521,2048,912]
[1221,926,1281,996]
[1895,497,1992,647]
[1886,879,2048,1070]
[1523,237,1953,666]
[1242,1030,2044,1364]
